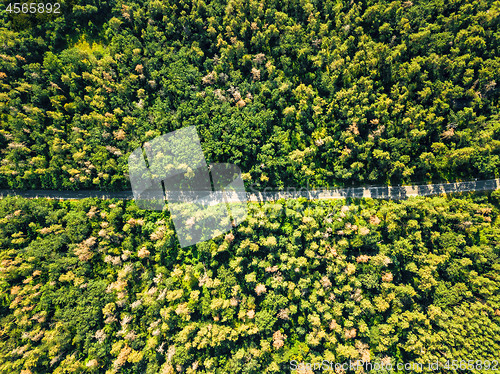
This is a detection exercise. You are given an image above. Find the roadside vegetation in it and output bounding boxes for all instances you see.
[1,194,499,373]
[1,0,500,373]
[0,0,499,190]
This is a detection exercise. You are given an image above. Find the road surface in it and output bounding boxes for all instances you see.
[0,179,498,202]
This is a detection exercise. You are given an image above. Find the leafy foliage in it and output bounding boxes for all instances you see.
[0,0,499,190]
[0,194,499,373]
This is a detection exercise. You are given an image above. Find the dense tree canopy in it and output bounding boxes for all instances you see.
[0,0,499,191]
[1,1,500,373]
[0,193,499,373]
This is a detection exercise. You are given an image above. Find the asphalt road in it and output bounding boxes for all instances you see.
[0,178,498,202]
[247,178,500,202]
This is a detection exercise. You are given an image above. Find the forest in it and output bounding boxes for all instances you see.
[1,193,499,373]
[0,0,499,191]
[1,0,500,373]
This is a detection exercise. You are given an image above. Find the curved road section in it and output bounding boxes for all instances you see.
[0,179,499,202]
